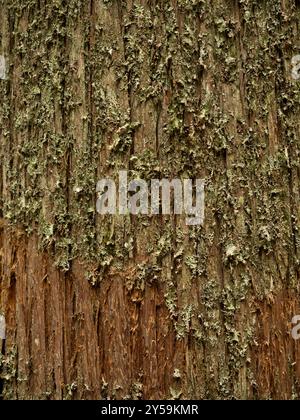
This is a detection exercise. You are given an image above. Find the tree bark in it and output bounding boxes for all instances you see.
[0,0,300,400]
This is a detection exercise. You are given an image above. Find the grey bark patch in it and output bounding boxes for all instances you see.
[0,315,5,339]
[0,55,6,80]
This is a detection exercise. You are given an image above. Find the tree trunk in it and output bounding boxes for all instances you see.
[1,0,300,400]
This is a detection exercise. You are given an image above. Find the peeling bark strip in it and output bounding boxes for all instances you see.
[0,0,300,400]
[0,316,5,340]
[0,55,6,80]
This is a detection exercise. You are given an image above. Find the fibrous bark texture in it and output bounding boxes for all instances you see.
[1,0,300,400]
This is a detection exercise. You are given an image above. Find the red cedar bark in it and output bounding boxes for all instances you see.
[0,0,300,400]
